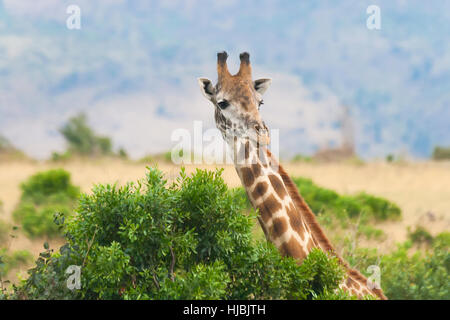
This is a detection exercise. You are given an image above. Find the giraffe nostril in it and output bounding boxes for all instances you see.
[254,124,261,132]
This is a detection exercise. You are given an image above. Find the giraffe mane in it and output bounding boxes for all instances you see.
[265,149,387,300]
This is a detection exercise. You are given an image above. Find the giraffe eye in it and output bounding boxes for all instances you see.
[258,100,264,110]
[217,100,230,109]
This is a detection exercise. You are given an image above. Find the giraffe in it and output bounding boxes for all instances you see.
[198,51,387,300]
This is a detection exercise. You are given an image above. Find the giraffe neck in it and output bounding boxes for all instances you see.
[232,139,317,261]
[228,138,387,300]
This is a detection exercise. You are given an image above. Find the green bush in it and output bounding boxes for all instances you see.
[434,232,450,247]
[19,169,79,205]
[354,193,401,221]
[20,205,71,238]
[380,240,449,299]
[6,167,350,300]
[292,177,401,223]
[408,226,434,246]
[12,169,80,238]
[432,146,450,160]
[343,233,450,300]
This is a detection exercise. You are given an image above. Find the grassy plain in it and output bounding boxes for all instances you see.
[1,159,449,282]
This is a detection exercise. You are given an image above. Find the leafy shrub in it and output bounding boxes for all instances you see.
[19,169,79,205]
[408,226,434,246]
[343,233,450,300]
[292,177,401,222]
[7,168,350,300]
[380,240,449,300]
[434,232,450,247]
[354,193,401,221]
[20,205,71,238]
[12,169,80,238]
[432,146,450,160]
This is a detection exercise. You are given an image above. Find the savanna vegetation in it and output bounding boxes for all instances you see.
[0,115,448,300]
[12,169,80,238]
[1,168,352,300]
[0,167,448,300]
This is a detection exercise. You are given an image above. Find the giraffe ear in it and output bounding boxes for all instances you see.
[198,78,215,101]
[254,78,272,95]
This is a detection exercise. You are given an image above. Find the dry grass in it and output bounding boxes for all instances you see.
[1,159,449,282]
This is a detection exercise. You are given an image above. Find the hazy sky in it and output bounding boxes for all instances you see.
[0,1,449,159]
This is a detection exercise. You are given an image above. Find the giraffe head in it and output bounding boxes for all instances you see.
[198,51,272,146]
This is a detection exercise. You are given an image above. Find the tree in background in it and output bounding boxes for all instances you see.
[59,113,114,157]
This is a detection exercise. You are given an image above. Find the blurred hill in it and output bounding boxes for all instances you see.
[0,1,449,159]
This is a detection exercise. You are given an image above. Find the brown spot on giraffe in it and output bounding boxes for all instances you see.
[271,217,288,238]
[268,174,287,199]
[258,194,282,223]
[251,181,268,200]
[286,203,305,241]
[240,167,254,187]
[280,237,307,262]
[244,140,250,160]
[251,163,262,178]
